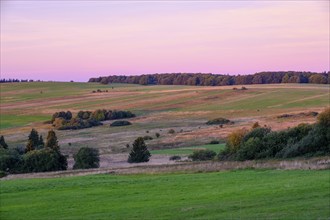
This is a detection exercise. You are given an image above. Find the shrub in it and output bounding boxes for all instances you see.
[155,133,160,138]
[209,140,220,144]
[252,122,260,129]
[128,137,151,163]
[243,127,271,142]
[143,136,153,141]
[206,117,231,125]
[0,136,8,149]
[237,137,264,161]
[73,147,100,169]
[168,129,175,134]
[317,107,330,127]
[110,120,132,127]
[226,128,248,153]
[0,148,23,173]
[188,149,216,161]
[0,170,7,178]
[169,155,181,161]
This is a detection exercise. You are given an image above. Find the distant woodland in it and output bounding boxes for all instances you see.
[89,71,329,86]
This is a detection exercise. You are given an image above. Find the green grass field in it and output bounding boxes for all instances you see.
[1,170,329,219]
[151,143,225,155]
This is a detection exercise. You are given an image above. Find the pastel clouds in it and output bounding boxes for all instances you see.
[1,1,329,81]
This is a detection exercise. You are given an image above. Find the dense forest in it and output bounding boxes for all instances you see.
[89,71,329,86]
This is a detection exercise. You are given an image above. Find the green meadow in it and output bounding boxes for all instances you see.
[1,170,329,220]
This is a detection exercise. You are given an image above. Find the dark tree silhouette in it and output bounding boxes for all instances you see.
[127,137,151,163]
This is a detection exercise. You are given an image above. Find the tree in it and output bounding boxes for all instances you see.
[0,136,8,149]
[127,137,151,163]
[38,135,44,149]
[45,130,59,151]
[73,147,100,169]
[26,129,39,152]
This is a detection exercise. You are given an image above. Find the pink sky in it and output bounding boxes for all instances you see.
[1,1,329,81]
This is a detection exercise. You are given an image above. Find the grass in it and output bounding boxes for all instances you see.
[1,170,329,219]
[0,114,49,130]
[1,82,328,129]
[151,143,225,155]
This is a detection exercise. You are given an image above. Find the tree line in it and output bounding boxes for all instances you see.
[88,71,329,86]
[0,79,43,83]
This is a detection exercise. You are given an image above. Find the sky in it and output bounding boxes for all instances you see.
[1,1,329,82]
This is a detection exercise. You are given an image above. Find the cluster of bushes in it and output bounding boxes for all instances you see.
[206,117,232,125]
[219,108,330,161]
[189,149,217,161]
[51,109,135,130]
[277,111,318,119]
[233,86,247,90]
[0,129,67,174]
[92,89,108,93]
[89,71,329,86]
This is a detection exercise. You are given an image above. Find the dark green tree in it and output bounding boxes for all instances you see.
[26,129,39,152]
[127,137,151,163]
[0,136,8,149]
[73,147,100,169]
[38,135,44,149]
[45,130,59,151]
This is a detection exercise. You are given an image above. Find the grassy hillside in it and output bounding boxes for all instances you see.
[1,82,328,157]
[1,82,328,129]
[1,170,329,219]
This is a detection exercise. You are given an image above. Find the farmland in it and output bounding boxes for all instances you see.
[0,82,329,219]
[1,169,329,219]
[0,82,329,167]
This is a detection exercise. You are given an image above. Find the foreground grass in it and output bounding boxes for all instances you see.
[151,143,225,155]
[1,170,329,219]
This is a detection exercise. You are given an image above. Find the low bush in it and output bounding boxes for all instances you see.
[168,129,175,134]
[143,136,153,141]
[110,120,132,127]
[73,147,100,169]
[206,117,231,125]
[188,149,216,161]
[209,140,220,144]
[155,133,160,138]
[169,155,181,161]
